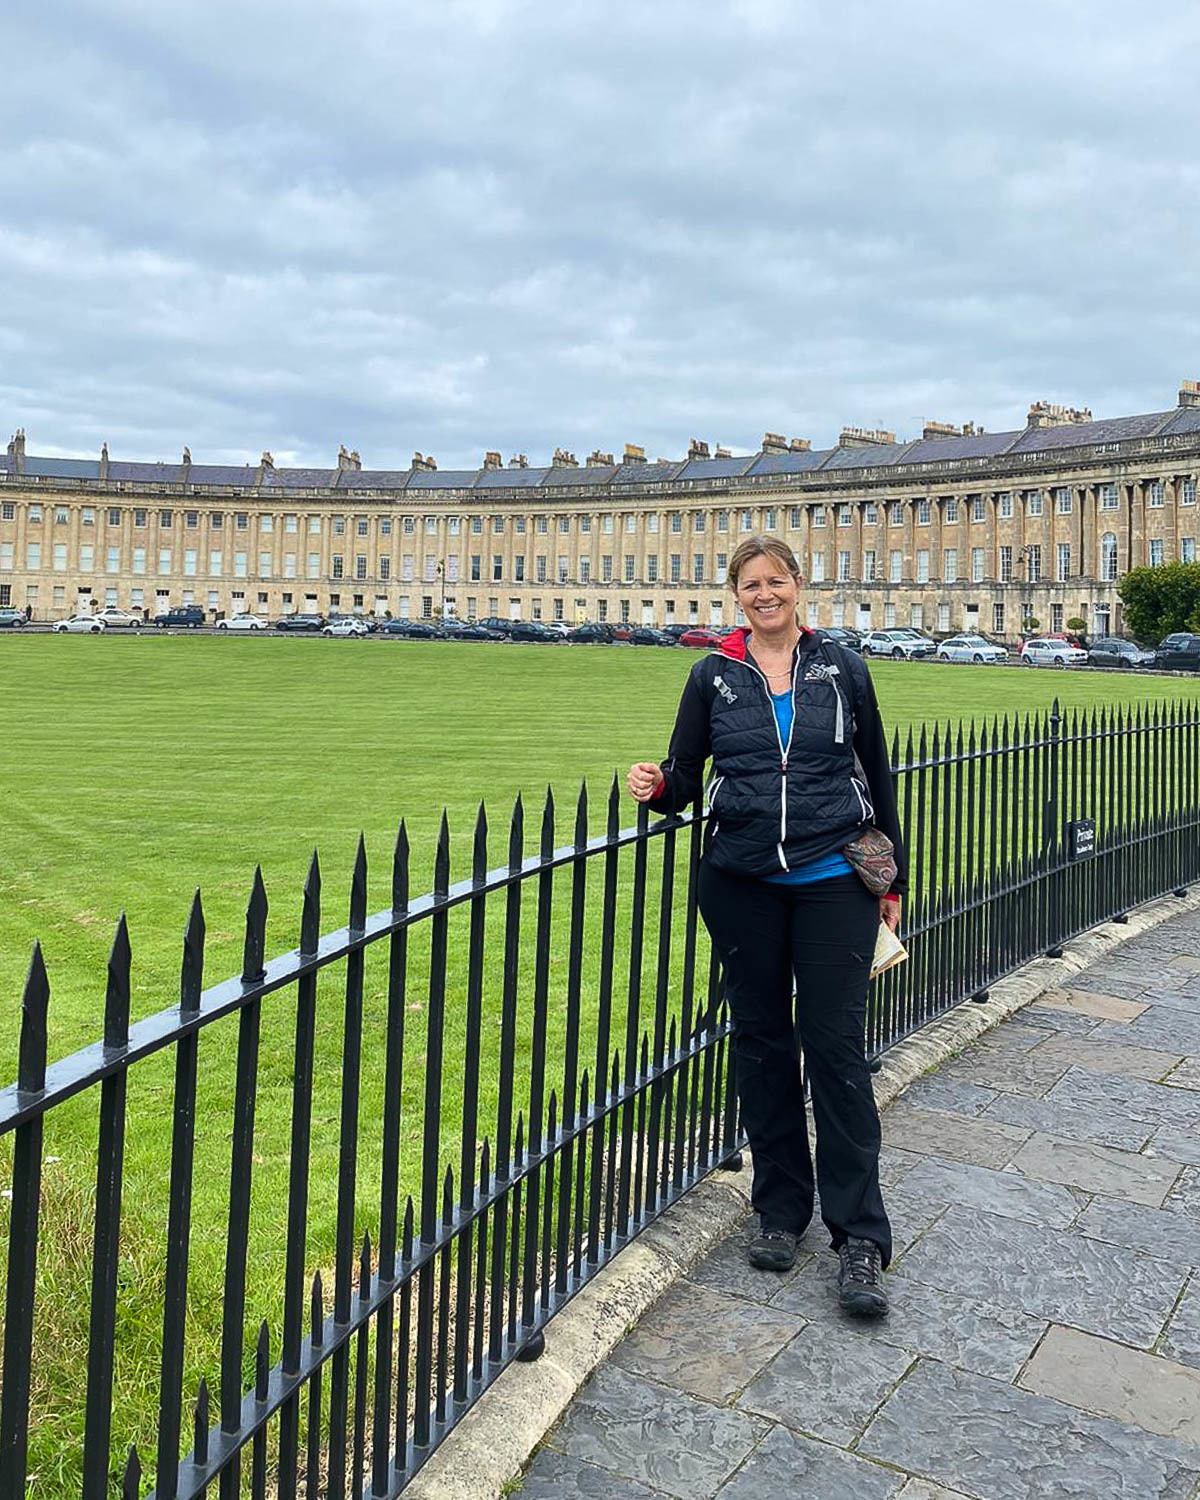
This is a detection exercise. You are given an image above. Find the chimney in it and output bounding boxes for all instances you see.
[349,449,361,469]
[552,447,578,466]
[99,442,110,480]
[261,450,274,469]
[507,453,528,469]
[623,443,646,464]
[6,429,25,474]
[337,443,360,471]
[1026,402,1093,430]
[761,432,787,454]
[587,449,614,467]
[687,438,710,460]
[789,437,811,452]
[483,451,502,469]
[838,426,896,448]
[715,445,732,459]
[1179,380,1200,409]
[922,420,962,440]
[411,452,437,472]
[181,446,192,469]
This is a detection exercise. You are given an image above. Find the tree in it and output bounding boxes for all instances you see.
[1118,563,1200,643]
[1066,615,1088,645]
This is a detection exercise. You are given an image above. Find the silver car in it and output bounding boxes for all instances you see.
[93,607,143,629]
[323,618,371,637]
[936,634,1008,664]
[53,615,106,634]
[1020,638,1089,668]
[861,629,937,660]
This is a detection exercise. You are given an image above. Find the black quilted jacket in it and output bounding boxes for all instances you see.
[648,628,908,893]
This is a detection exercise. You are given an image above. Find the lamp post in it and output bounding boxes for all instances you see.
[436,559,446,620]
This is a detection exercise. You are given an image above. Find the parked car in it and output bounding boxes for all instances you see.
[0,607,27,628]
[327,612,377,633]
[383,620,441,639]
[1154,633,1200,672]
[679,627,727,648]
[566,622,609,644]
[217,613,269,631]
[935,634,1008,664]
[660,624,694,640]
[93,606,142,629]
[274,613,325,632]
[53,615,106,634]
[510,621,561,643]
[154,605,206,628]
[476,616,517,637]
[322,617,369,637]
[628,627,677,646]
[1020,638,1089,668]
[815,626,863,653]
[861,629,937,660]
[441,620,503,641]
[1087,637,1154,669]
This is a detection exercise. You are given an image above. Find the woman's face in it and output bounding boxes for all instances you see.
[734,553,800,636]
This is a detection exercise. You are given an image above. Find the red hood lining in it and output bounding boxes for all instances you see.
[717,626,812,661]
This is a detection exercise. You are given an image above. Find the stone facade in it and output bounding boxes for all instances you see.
[2,384,1199,637]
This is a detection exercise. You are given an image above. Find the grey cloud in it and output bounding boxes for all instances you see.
[1,0,1198,468]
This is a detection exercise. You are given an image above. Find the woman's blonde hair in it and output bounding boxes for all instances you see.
[726,535,803,594]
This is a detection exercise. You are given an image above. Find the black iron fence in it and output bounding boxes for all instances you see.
[2,697,1198,1499]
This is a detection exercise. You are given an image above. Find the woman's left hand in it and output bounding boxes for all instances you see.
[880,894,901,933]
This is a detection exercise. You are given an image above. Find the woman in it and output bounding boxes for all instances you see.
[627,536,906,1317]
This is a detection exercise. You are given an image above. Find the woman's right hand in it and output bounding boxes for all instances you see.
[626,762,665,802]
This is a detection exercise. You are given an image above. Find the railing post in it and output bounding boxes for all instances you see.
[1045,699,1065,958]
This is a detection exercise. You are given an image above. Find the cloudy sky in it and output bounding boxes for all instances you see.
[2,0,1198,470]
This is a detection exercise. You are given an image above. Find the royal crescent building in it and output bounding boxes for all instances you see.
[3,381,1200,640]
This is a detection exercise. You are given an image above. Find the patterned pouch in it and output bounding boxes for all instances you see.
[842,827,898,896]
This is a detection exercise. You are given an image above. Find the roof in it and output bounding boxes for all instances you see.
[6,401,1198,495]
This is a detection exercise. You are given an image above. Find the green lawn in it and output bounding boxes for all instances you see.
[0,632,1196,1493]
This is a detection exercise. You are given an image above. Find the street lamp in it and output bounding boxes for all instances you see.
[436,559,446,620]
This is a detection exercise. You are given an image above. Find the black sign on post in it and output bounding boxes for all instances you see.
[1068,818,1096,860]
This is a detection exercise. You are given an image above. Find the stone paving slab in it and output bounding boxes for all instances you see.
[1032,987,1148,1021]
[1149,1124,1200,1167]
[1015,1004,1107,1036]
[896,1204,1189,1347]
[1166,1058,1200,1090]
[1075,1195,1200,1266]
[1045,1063,1200,1129]
[1020,1324,1200,1445]
[713,1424,905,1499]
[609,1280,800,1402]
[771,1251,1047,1381]
[898,1154,1080,1228]
[1162,1276,1200,1370]
[1093,1007,1200,1055]
[1011,1132,1183,1207]
[882,1104,1031,1167]
[897,1074,1001,1116]
[515,1450,666,1498]
[1025,1031,1183,1080]
[736,1322,914,1445]
[937,1047,1072,1097]
[982,1089,1155,1150]
[857,1358,1200,1500]
[551,1365,767,1500]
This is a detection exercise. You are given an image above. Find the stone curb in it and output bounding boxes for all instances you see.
[406,885,1200,1499]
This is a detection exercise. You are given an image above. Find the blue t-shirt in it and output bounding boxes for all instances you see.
[762,690,853,885]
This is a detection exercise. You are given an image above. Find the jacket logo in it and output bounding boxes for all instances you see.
[713,675,738,705]
[804,662,838,683]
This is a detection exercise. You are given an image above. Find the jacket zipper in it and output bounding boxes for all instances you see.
[737,648,800,870]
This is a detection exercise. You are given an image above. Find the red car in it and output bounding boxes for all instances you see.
[679,627,727,649]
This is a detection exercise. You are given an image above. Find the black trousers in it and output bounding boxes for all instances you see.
[697,862,892,1265]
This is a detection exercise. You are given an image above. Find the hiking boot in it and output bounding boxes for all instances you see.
[747,1227,799,1272]
[837,1237,888,1317]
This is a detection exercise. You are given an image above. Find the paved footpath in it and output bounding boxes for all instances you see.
[509,906,1200,1499]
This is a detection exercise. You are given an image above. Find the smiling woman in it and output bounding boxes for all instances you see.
[627,534,907,1316]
